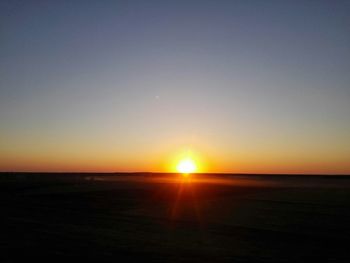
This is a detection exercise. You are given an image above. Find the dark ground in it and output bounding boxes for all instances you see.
[0,173,349,262]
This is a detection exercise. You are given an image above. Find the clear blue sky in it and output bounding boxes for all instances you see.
[1,0,349,173]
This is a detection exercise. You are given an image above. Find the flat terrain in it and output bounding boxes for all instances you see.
[1,173,350,262]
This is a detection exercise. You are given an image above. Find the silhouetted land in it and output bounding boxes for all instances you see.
[1,173,349,262]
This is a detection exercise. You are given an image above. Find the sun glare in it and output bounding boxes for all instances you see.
[177,158,197,175]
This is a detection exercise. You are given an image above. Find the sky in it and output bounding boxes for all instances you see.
[1,0,350,174]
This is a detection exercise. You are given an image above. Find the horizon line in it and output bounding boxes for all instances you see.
[1,171,349,176]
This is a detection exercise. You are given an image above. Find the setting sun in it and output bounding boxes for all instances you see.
[176,158,197,174]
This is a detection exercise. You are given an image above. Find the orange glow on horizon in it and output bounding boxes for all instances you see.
[1,145,350,175]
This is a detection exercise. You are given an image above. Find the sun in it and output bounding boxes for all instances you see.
[176,158,197,175]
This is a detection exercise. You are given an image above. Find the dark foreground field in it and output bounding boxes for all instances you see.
[1,173,349,262]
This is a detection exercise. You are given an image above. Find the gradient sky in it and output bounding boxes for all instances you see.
[1,0,349,174]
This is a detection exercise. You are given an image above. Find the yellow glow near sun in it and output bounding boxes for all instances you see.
[176,158,197,174]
